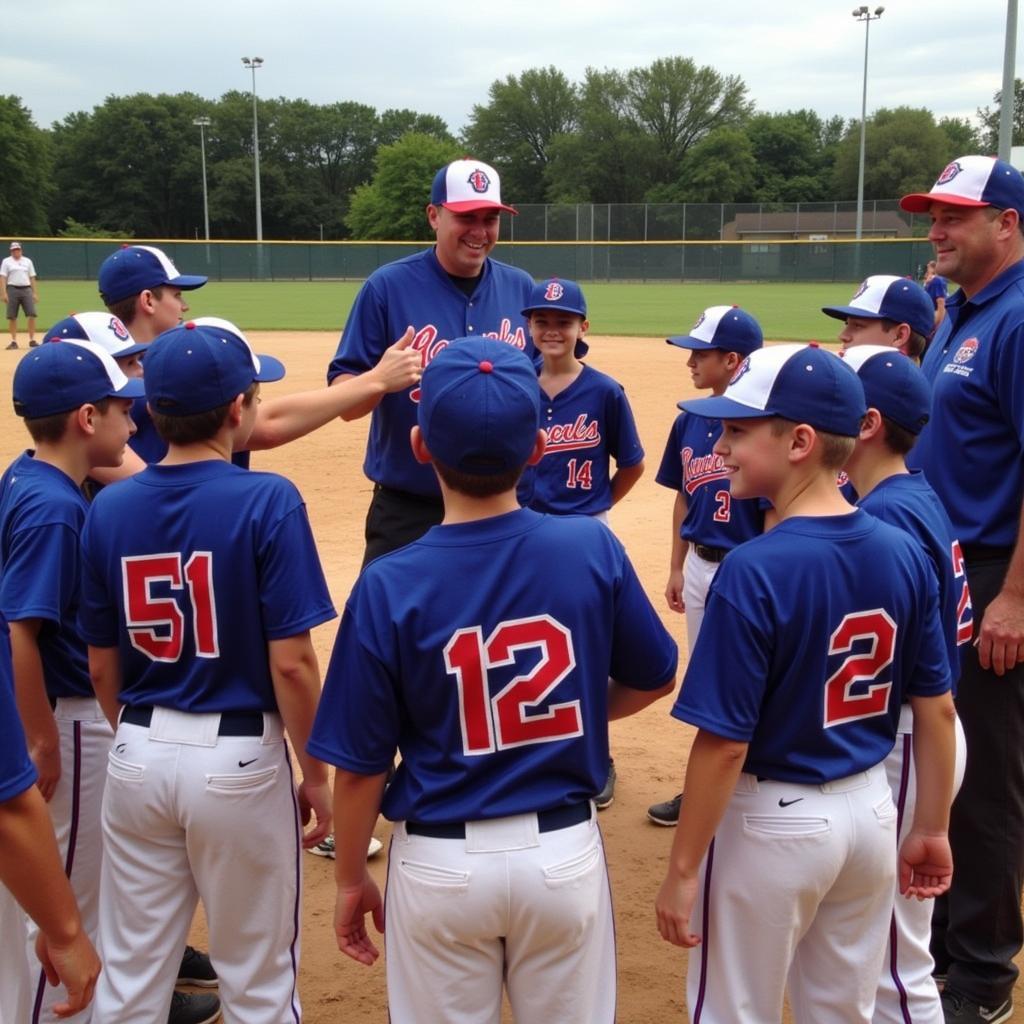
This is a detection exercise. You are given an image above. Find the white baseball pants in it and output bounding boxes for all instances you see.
[683,550,721,656]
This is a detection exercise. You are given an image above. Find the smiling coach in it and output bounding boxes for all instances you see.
[901,155,1024,1024]
[326,159,536,567]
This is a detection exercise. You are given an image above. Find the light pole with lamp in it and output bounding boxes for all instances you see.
[241,56,264,243]
[852,6,884,243]
[192,116,212,245]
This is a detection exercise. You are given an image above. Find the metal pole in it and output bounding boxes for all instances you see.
[192,117,211,245]
[853,7,884,241]
[241,57,264,243]
[999,0,1019,161]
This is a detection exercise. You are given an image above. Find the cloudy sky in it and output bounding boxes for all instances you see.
[6,0,1020,134]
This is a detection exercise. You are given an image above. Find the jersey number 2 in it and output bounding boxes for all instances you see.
[122,553,220,662]
[823,609,896,728]
[444,615,583,756]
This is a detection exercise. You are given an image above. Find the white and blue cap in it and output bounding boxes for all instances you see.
[521,278,587,318]
[680,343,867,438]
[900,155,1024,217]
[418,337,540,474]
[13,338,145,419]
[667,305,763,357]
[143,318,284,416]
[44,312,148,359]
[430,159,517,214]
[98,245,208,304]
[822,275,935,338]
[840,345,931,435]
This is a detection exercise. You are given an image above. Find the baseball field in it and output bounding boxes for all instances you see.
[4,301,1021,1021]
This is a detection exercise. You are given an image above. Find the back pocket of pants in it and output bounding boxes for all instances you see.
[743,814,831,839]
[107,751,145,783]
[206,766,279,793]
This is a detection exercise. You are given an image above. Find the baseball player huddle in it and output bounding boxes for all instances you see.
[0,152,1020,1024]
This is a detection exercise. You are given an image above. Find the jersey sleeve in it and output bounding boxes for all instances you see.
[0,617,37,803]
[327,277,388,382]
[256,503,336,640]
[307,591,401,774]
[606,385,644,468]
[609,549,678,688]
[903,561,953,699]
[655,416,685,491]
[0,522,80,626]
[78,510,118,647]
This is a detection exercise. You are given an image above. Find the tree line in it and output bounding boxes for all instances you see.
[2,57,1021,241]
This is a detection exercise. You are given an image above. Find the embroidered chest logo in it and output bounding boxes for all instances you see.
[682,446,730,494]
[544,414,602,453]
[952,337,978,364]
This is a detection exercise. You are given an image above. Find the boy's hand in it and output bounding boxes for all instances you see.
[29,735,61,802]
[368,327,422,394]
[655,870,701,947]
[334,874,384,966]
[665,569,685,613]
[898,829,953,899]
[36,928,100,1018]
[297,780,333,848]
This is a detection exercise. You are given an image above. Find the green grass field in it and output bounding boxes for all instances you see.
[36,280,860,342]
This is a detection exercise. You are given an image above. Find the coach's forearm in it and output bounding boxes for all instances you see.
[607,678,674,720]
[909,692,956,834]
[90,446,147,485]
[0,787,84,944]
[333,770,388,888]
[669,730,747,878]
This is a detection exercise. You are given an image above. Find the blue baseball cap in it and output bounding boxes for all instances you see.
[13,338,145,419]
[44,312,148,359]
[431,159,517,214]
[521,278,587,318]
[680,343,867,437]
[143,318,285,416]
[900,155,1024,217]
[667,306,763,357]
[98,245,208,305]
[840,345,931,435]
[822,276,935,338]
[418,337,540,474]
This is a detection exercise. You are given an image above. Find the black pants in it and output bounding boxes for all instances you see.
[361,483,444,569]
[931,555,1024,1005]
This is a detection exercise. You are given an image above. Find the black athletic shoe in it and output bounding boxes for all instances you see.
[168,990,221,1024]
[28,339,38,347]
[941,987,1013,1024]
[647,793,682,826]
[177,945,218,988]
[595,759,616,810]
[5,341,18,350]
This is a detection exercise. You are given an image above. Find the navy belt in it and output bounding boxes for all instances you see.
[961,544,1013,564]
[406,801,592,839]
[694,544,728,563]
[120,705,266,736]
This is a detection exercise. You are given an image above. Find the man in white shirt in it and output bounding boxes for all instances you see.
[1,242,39,349]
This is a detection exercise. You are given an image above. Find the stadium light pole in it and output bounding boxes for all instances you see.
[852,5,884,242]
[998,0,1018,161]
[192,116,212,243]
[241,57,264,242]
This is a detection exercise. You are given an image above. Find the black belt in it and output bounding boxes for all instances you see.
[694,544,728,563]
[374,483,444,508]
[961,544,1013,564]
[406,801,592,840]
[120,705,266,736]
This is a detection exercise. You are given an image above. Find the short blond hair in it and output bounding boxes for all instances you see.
[769,417,857,470]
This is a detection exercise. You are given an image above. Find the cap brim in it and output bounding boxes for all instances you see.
[521,303,586,317]
[667,335,723,351]
[678,395,770,419]
[821,305,883,323]
[169,274,208,291]
[899,192,991,213]
[115,342,149,358]
[115,379,146,400]
[254,353,286,383]
[441,200,518,215]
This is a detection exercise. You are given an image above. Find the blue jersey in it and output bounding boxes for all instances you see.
[925,275,948,307]
[308,508,678,823]
[0,453,91,699]
[656,412,763,548]
[674,511,951,784]
[327,248,536,496]
[911,262,1024,546]
[858,471,972,685]
[519,365,643,515]
[0,612,37,804]
[78,461,335,712]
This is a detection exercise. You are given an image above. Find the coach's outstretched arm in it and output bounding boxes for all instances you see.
[246,329,421,449]
[0,785,100,1017]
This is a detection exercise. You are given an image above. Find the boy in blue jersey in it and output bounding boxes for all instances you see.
[310,337,677,1024]
[655,343,956,1024]
[842,345,971,1024]
[518,277,645,809]
[647,305,764,827]
[0,340,155,1024]
[78,322,337,1023]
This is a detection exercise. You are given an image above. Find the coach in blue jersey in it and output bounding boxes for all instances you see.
[327,159,536,566]
[901,155,1024,1024]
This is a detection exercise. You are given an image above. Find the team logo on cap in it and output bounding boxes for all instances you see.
[936,161,962,186]
[467,168,491,194]
[953,337,978,364]
[730,356,751,385]
[852,279,870,301]
[544,281,564,302]
[692,312,706,331]
[109,316,130,341]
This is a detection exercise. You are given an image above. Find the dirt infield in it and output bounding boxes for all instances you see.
[1,331,1020,1022]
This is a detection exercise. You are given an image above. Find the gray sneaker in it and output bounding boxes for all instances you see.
[169,991,221,1024]
[595,759,616,810]
[941,987,1013,1024]
[647,793,682,826]
[309,833,383,858]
